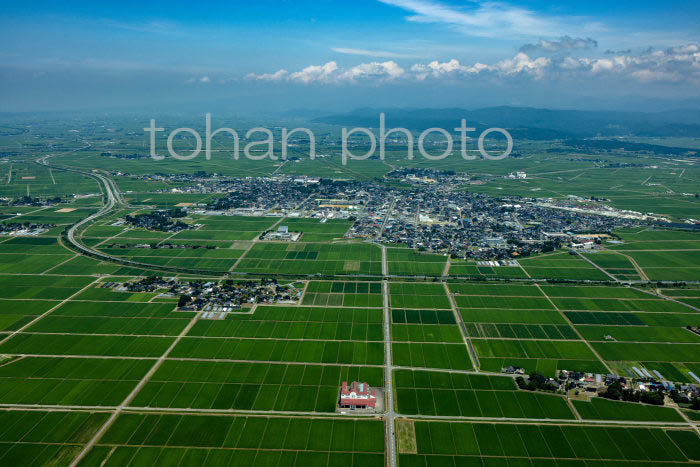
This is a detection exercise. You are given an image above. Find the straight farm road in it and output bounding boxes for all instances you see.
[69,312,201,467]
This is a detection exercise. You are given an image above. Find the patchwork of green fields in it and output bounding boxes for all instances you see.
[235,242,382,275]
[0,357,153,406]
[302,280,383,307]
[0,410,109,465]
[394,369,574,419]
[1,268,699,465]
[171,337,384,365]
[190,305,383,341]
[82,414,385,467]
[1,169,700,466]
[387,249,447,276]
[519,252,610,280]
[390,282,451,309]
[0,238,76,274]
[600,229,700,281]
[401,421,700,464]
[451,280,700,379]
[393,342,473,371]
[132,360,383,412]
[572,397,685,422]
[282,218,353,242]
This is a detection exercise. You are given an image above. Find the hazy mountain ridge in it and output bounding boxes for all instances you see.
[312,106,700,138]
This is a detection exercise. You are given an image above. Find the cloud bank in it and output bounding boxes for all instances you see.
[519,36,598,54]
[331,47,419,59]
[248,61,406,83]
[246,44,700,86]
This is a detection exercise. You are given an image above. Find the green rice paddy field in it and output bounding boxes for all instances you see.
[394,369,575,419]
[79,414,385,467]
[450,281,700,379]
[400,420,700,465]
[1,182,700,465]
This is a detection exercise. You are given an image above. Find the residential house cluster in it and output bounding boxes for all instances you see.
[107,277,300,314]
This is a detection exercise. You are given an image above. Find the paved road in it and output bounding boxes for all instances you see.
[634,287,700,313]
[376,197,396,241]
[444,282,480,371]
[69,310,201,466]
[1,402,694,429]
[37,156,243,276]
[382,280,397,467]
[574,250,621,282]
[381,245,388,276]
[536,283,614,374]
[620,251,650,280]
[383,413,699,427]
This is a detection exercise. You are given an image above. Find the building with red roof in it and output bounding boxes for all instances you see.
[339,381,377,409]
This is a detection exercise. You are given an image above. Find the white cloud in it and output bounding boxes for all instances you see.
[559,56,584,70]
[410,59,487,80]
[520,36,597,54]
[290,61,338,83]
[331,47,418,59]
[246,69,289,81]
[557,45,700,83]
[589,58,616,74]
[493,53,550,78]
[409,54,550,79]
[185,75,213,84]
[378,0,569,38]
[247,60,403,84]
[667,44,700,55]
[245,43,700,86]
[339,61,405,81]
[630,69,682,83]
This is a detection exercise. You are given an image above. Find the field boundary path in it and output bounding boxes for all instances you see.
[536,283,614,374]
[0,277,100,346]
[382,245,388,276]
[69,312,201,466]
[442,256,451,276]
[444,282,480,371]
[383,280,397,467]
[632,286,700,313]
[616,251,650,281]
[574,250,621,282]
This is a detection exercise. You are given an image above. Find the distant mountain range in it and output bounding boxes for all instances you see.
[311,106,700,138]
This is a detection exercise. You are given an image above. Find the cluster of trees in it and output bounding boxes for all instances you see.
[0,221,53,233]
[208,192,255,210]
[124,208,190,232]
[386,168,455,178]
[177,294,191,308]
[100,152,148,159]
[541,240,559,253]
[207,184,319,211]
[670,390,700,410]
[600,381,665,405]
[516,373,558,392]
[147,242,215,250]
[176,277,285,309]
[9,195,62,206]
[563,139,698,156]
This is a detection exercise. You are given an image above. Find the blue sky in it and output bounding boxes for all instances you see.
[1,0,699,112]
